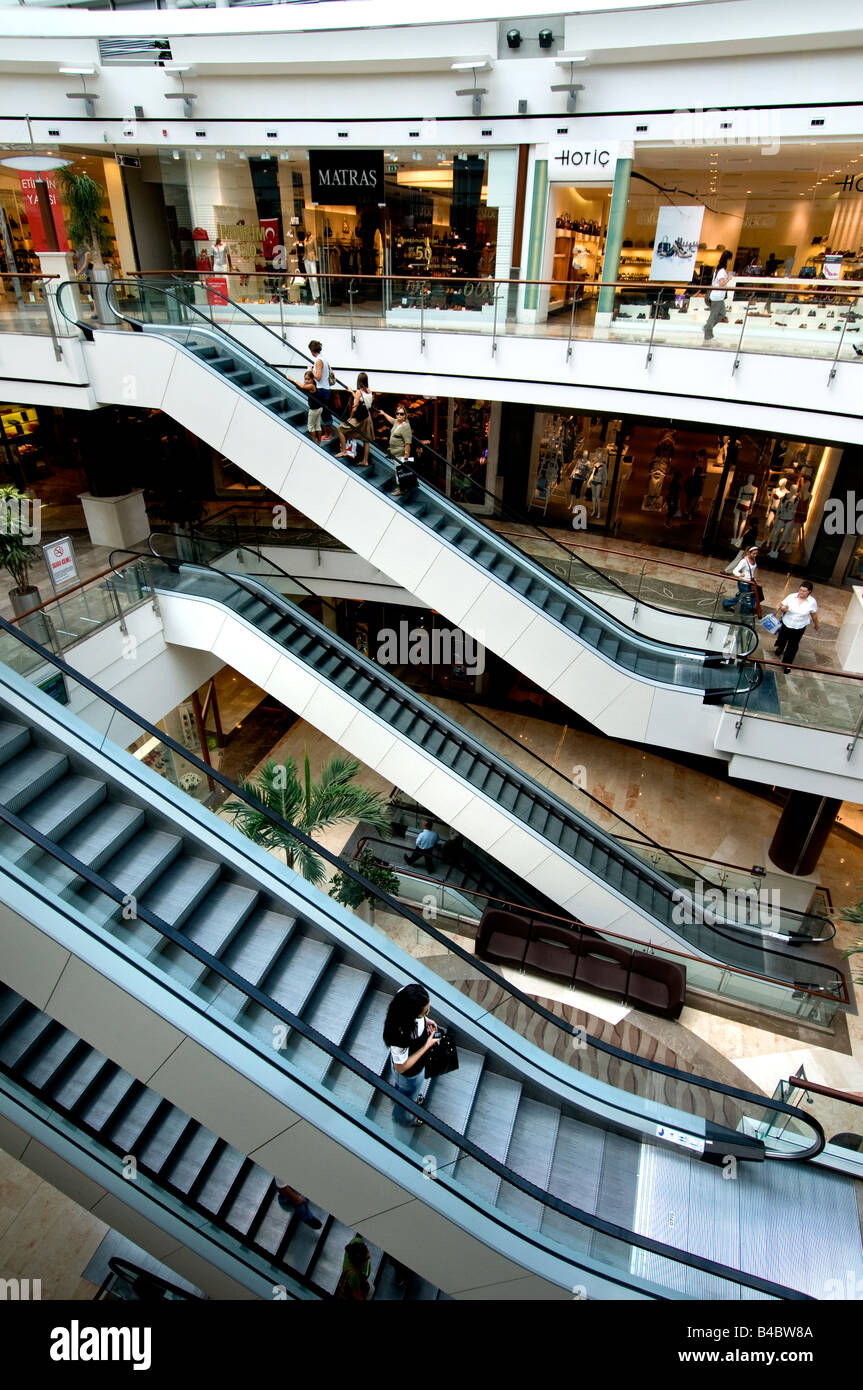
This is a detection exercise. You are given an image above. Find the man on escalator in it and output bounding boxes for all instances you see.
[405,819,439,874]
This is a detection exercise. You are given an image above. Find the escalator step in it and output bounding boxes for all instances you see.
[526,805,550,837]
[474,546,497,569]
[546,600,567,623]
[580,624,602,647]
[598,637,620,661]
[510,574,532,596]
[491,562,516,586]
[529,587,551,609]
[421,729,446,758]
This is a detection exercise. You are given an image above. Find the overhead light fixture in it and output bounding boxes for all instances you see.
[237,150,246,160]
[538,28,555,49]
[165,71,197,118]
[64,72,100,119]
[216,150,226,161]
[59,66,97,76]
[506,29,521,49]
[437,151,446,162]
[454,61,490,116]
[195,150,202,160]
[172,149,180,160]
[0,115,71,171]
[557,54,589,63]
[451,59,491,71]
[412,151,422,161]
[163,64,193,74]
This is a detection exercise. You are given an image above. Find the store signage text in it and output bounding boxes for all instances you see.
[548,141,619,182]
[837,174,863,193]
[309,150,385,205]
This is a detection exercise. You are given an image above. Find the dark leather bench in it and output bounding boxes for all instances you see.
[475,908,686,1020]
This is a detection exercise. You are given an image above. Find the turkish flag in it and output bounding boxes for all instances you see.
[260,218,279,261]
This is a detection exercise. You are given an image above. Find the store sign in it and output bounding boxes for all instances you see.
[42,536,78,593]
[837,173,863,193]
[548,141,619,183]
[16,172,69,253]
[649,204,705,282]
[309,149,385,205]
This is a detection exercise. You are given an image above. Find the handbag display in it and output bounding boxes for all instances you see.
[192,227,210,241]
[424,1029,459,1079]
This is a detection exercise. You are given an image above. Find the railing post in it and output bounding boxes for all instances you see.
[645,287,663,367]
[348,279,356,349]
[731,297,752,375]
[104,577,128,637]
[828,296,852,386]
[491,284,499,357]
[845,693,863,761]
[278,289,285,344]
[566,283,579,363]
[733,662,755,736]
[420,281,426,354]
[632,562,645,620]
[706,580,724,641]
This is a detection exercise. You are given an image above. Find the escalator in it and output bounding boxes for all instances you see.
[0,616,855,1300]
[120,545,844,1003]
[61,279,761,758]
[0,986,440,1301]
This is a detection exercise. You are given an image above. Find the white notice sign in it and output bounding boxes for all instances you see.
[43,536,79,593]
[548,140,619,183]
[656,1124,706,1154]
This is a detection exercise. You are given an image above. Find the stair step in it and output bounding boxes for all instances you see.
[325,988,392,1115]
[454,1070,523,1208]
[78,828,185,927]
[0,721,30,769]
[223,1165,274,1237]
[284,962,371,1084]
[49,1051,111,1113]
[155,880,259,986]
[39,803,146,896]
[163,1125,222,1196]
[106,1088,166,1153]
[0,1008,56,1071]
[196,1143,248,1214]
[416,1047,485,1170]
[20,1025,82,1092]
[78,1065,138,1132]
[308,1219,383,1296]
[15,776,108,863]
[137,1111,197,1177]
[540,1114,607,1247]
[0,747,68,813]
[497,1097,562,1232]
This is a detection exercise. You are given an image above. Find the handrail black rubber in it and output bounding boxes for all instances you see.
[111,544,844,993]
[72,276,761,684]
[0,609,828,1168]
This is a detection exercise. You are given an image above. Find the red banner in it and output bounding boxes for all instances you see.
[17,172,69,253]
[205,276,230,307]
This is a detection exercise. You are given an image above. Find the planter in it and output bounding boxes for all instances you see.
[9,585,42,618]
[79,489,149,550]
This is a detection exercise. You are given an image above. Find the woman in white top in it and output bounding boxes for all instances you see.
[212,238,232,273]
[722,545,759,613]
[703,249,733,342]
[308,340,333,441]
[336,371,374,465]
[382,983,440,1127]
[773,580,819,670]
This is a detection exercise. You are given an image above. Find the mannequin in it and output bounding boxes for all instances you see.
[570,450,592,505]
[303,230,320,302]
[766,477,790,531]
[645,456,668,510]
[769,482,801,557]
[589,456,608,519]
[732,474,757,546]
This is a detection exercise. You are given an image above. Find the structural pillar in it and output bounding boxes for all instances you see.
[596,146,634,324]
[768,791,841,876]
[521,156,548,319]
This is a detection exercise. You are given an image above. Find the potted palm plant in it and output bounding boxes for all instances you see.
[57,166,113,324]
[0,484,41,617]
[223,753,391,887]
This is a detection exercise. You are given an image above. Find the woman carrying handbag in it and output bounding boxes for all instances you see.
[336,371,375,466]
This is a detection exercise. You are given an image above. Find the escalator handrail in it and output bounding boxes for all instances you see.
[122,546,844,984]
[0,797,810,1300]
[82,277,761,676]
[157,529,835,946]
[0,608,830,1171]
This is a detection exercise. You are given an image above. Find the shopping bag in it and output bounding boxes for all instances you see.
[760,613,781,635]
[424,1029,459,1079]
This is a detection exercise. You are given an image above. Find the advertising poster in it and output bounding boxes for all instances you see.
[649,205,705,282]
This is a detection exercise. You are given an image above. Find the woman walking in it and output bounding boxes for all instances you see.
[383,983,440,1127]
[722,545,759,614]
[703,249,733,342]
[336,371,375,466]
[773,580,819,672]
[308,339,333,441]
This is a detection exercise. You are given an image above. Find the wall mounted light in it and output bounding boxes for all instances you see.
[453,60,491,117]
[538,29,555,49]
[165,70,197,118]
[62,69,100,119]
[172,149,180,160]
[506,29,521,49]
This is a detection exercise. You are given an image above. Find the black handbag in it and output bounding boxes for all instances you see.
[424,1029,459,1079]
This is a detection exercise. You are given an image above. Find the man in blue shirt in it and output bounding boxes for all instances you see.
[405,819,439,873]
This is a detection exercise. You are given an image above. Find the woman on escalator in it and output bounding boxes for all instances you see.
[383,983,440,1127]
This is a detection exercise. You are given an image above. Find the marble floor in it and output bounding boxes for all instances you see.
[0,1145,106,1300]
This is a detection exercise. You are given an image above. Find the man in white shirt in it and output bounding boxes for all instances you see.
[773,580,819,671]
[405,819,440,873]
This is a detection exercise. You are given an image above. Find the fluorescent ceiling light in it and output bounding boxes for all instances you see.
[556,54,588,64]
[451,60,490,71]
[164,65,192,74]
[59,66,96,75]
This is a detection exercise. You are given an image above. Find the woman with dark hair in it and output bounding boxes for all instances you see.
[383,983,440,1127]
[773,579,819,672]
[703,249,734,342]
[336,370,374,466]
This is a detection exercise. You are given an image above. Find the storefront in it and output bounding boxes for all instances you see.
[0,153,121,278]
[522,404,840,566]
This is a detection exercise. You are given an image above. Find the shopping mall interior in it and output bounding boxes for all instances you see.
[1,0,863,1328]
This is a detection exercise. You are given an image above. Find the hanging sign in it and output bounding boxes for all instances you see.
[309,149,384,205]
[17,172,69,253]
[43,536,79,593]
[548,141,619,183]
[649,205,705,282]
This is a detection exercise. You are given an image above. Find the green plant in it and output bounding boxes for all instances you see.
[223,753,391,887]
[0,485,36,593]
[57,167,112,261]
[330,846,401,912]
